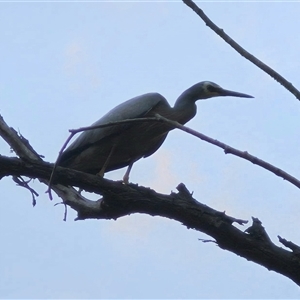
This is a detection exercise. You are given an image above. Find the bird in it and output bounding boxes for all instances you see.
[59,81,253,183]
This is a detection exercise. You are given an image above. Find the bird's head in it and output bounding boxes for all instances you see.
[174,81,253,118]
[194,81,254,100]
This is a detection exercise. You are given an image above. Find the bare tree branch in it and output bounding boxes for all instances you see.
[182,0,300,101]
[47,115,300,195]
[0,115,42,161]
[0,115,89,208]
[155,114,300,191]
[1,112,300,285]
[2,1,299,292]
[0,154,299,285]
[12,176,38,206]
[47,116,165,196]
[278,236,300,255]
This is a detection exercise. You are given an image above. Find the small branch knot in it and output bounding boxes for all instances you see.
[176,183,193,196]
[245,217,272,243]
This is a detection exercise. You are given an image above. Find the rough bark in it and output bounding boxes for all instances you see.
[0,154,300,286]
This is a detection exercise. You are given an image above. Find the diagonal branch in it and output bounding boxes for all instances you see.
[50,115,300,192]
[155,114,300,191]
[182,0,300,101]
[0,115,42,161]
[1,114,300,286]
[0,154,300,286]
[47,116,165,197]
[0,114,89,211]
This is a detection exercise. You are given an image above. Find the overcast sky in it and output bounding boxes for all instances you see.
[1,1,300,299]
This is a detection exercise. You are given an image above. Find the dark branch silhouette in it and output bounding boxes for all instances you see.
[0,154,300,285]
[48,114,300,195]
[182,0,300,101]
[1,2,300,289]
[1,113,300,286]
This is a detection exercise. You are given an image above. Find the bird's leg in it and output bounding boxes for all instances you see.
[123,161,134,184]
[98,144,116,177]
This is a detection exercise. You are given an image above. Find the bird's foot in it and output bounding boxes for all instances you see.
[122,174,129,185]
[97,170,105,177]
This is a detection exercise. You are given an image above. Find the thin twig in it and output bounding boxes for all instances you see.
[52,115,300,193]
[46,117,163,199]
[13,176,39,207]
[46,132,76,200]
[69,117,163,135]
[54,202,69,221]
[154,114,300,191]
[0,114,91,219]
[182,0,300,101]
[198,238,217,244]
[63,203,68,221]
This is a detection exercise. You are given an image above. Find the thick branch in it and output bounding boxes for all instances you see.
[0,155,300,286]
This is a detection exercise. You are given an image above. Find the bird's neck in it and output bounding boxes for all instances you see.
[173,91,197,125]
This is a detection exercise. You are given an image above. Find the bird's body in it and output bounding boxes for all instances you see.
[60,93,173,174]
[59,81,253,182]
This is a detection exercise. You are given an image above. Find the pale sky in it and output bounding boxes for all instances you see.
[1,1,300,299]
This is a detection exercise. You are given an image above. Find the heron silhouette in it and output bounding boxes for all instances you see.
[60,81,253,182]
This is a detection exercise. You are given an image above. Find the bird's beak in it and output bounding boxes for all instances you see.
[219,88,254,98]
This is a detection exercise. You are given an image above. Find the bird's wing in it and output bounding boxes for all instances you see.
[60,92,169,163]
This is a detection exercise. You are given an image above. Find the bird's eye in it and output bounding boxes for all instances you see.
[206,84,220,93]
[206,84,216,92]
